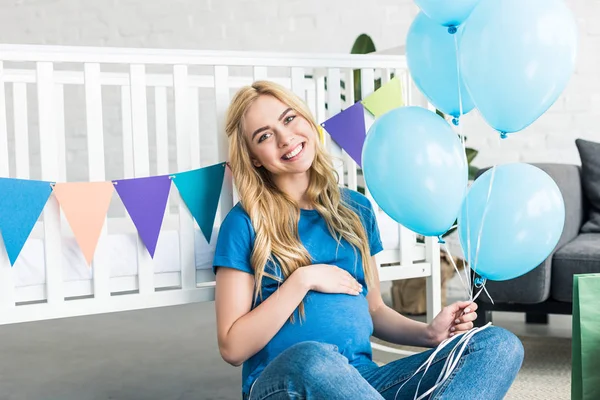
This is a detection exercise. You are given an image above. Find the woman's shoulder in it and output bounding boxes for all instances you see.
[221,202,254,233]
[340,187,373,211]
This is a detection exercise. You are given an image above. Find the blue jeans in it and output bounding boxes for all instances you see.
[244,326,524,399]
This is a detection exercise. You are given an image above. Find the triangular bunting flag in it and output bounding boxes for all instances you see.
[0,178,53,265]
[361,76,404,118]
[172,162,226,243]
[320,102,367,166]
[113,175,172,258]
[52,182,114,265]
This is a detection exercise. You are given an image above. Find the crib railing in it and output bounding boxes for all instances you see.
[0,44,440,325]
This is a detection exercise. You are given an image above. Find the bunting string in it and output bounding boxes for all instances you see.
[0,76,403,267]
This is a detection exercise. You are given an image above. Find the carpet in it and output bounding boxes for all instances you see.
[371,334,571,400]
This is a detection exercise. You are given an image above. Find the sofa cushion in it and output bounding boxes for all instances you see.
[552,233,600,302]
[479,263,551,304]
[576,138,600,232]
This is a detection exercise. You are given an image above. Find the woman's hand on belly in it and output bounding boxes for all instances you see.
[297,264,363,296]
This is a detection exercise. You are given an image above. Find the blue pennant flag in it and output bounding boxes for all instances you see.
[0,177,53,265]
[172,163,226,243]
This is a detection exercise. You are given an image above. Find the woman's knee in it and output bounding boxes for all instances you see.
[278,341,346,373]
[472,326,524,366]
[270,341,354,389]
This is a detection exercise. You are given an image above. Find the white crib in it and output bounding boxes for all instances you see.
[0,44,441,326]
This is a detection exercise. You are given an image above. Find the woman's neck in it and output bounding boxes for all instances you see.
[273,171,313,210]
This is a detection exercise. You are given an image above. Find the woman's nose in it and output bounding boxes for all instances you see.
[277,128,295,148]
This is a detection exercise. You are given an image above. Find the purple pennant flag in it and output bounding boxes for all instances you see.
[113,175,172,258]
[320,102,367,167]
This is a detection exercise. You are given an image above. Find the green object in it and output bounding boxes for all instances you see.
[572,273,600,400]
[350,33,381,102]
[361,77,404,118]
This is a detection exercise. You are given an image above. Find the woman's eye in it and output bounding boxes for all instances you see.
[258,133,271,143]
[284,115,296,124]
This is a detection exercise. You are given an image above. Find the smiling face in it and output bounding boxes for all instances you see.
[243,94,317,179]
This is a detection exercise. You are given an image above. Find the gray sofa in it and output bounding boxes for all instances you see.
[474,139,600,325]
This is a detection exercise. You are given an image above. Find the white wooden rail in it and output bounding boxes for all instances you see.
[0,44,440,326]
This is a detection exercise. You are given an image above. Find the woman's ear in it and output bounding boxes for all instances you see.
[252,158,262,168]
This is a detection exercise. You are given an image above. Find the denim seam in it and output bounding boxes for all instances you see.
[259,389,302,399]
[379,353,450,394]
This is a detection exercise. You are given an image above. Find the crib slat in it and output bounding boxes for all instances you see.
[189,87,201,169]
[326,68,344,185]
[291,67,304,99]
[315,74,327,146]
[121,86,134,179]
[129,64,154,294]
[253,66,267,81]
[382,68,392,85]
[214,66,233,223]
[154,87,169,175]
[360,68,375,200]
[173,65,196,290]
[344,69,358,191]
[37,62,63,304]
[54,84,67,182]
[84,64,105,181]
[0,62,8,177]
[0,232,14,308]
[425,236,442,322]
[13,83,29,179]
[84,63,110,298]
[0,62,14,308]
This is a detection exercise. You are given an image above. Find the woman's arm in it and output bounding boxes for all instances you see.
[215,267,310,366]
[215,264,363,366]
[366,256,439,348]
[366,256,478,348]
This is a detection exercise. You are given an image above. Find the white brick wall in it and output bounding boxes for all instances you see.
[462,0,598,170]
[0,0,596,178]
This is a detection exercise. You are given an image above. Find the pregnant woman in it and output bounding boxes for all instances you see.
[213,80,524,400]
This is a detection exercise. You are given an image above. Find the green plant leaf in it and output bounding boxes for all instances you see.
[351,34,376,55]
[351,34,376,102]
[465,148,478,164]
[469,165,480,181]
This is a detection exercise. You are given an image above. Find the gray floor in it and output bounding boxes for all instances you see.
[0,287,572,400]
[0,302,240,400]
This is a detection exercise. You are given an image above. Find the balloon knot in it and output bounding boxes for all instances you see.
[474,277,486,287]
[500,131,508,139]
[437,236,446,244]
[452,117,459,126]
[448,26,458,35]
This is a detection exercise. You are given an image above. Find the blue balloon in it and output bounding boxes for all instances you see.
[362,107,468,237]
[458,164,565,281]
[414,0,480,28]
[407,12,475,119]
[460,0,577,135]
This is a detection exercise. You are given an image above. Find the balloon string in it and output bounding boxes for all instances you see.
[473,164,496,276]
[453,32,474,300]
[393,322,492,400]
[441,242,471,300]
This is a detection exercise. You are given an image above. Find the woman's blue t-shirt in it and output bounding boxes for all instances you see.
[212,188,384,394]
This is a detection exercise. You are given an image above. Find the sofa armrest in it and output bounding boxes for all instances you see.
[475,163,584,304]
[534,163,585,247]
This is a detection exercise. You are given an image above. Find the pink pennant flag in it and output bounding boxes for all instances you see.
[52,182,114,265]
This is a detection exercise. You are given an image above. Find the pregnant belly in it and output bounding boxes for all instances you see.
[267,291,374,363]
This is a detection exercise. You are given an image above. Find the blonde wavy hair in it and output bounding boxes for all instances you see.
[225,80,375,320]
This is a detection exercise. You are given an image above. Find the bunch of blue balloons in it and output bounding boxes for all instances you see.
[362,0,575,282]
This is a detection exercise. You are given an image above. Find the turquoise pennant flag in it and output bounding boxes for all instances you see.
[0,177,53,265]
[172,162,226,243]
